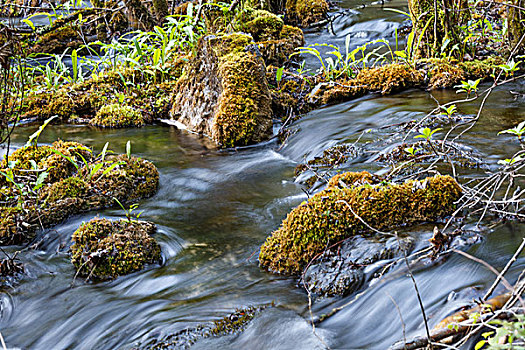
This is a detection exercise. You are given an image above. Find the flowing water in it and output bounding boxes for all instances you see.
[1,3,525,350]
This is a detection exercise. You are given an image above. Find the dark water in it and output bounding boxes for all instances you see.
[1,4,525,350]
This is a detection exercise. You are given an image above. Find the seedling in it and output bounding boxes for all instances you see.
[114,198,144,223]
[414,127,442,142]
[440,104,457,118]
[455,79,481,96]
[497,59,521,77]
[498,156,523,166]
[404,147,422,156]
[498,121,525,141]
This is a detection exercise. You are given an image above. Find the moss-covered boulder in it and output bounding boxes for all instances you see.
[0,141,91,185]
[259,171,462,274]
[285,0,329,27]
[235,9,305,66]
[70,218,161,280]
[90,103,145,128]
[171,33,273,148]
[0,143,159,245]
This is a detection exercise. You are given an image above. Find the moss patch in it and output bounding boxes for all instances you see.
[0,143,159,245]
[259,171,462,274]
[90,103,145,128]
[286,0,329,27]
[70,218,161,280]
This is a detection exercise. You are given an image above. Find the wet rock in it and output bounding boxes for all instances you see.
[143,305,271,349]
[259,171,462,275]
[304,235,414,297]
[171,33,273,148]
[0,143,159,244]
[70,218,161,280]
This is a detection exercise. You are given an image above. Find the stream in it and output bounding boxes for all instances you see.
[1,1,525,349]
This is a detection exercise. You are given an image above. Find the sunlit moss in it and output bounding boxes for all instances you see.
[70,218,161,280]
[259,171,462,274]
[90,103,145,128]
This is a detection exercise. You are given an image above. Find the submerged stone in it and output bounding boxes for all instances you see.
[70,218,161,280]
[259,171,462,275]
[304,235,414,297]
[171,33,273,148]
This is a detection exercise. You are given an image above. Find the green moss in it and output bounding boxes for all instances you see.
[39,177,88,203]
[259,171,462,274]
[70,218,161,280]
[0,207,25,245]
[286,0,329,27]
[0,141,91,185]
[83,154,159,206]
[237,9,284,41]
[27,25,82,55]
[90,103,145,128]
[355,64,424,94]
[210,33,273,147]
[0,142,159,245]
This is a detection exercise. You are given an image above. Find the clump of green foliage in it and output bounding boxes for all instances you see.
[70,217,161,280]
[259,171,462,274]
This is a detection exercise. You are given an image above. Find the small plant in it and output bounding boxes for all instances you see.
[455,78,481,96]
[498,156,523,166]
[497,59,521,78]
[404,146,422,156]
[114,198,144,223]
[498,121,525,141]
[475,314,525,349]
[440,104,457,118]
[25,115,59,148]
[414,127,442,142]
[126,141,132,159]
[276,66,284,89]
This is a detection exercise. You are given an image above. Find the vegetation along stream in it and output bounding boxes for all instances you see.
[0,0,524,348]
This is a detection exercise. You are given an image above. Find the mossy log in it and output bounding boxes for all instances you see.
[259,171,462,275]
[171,33,273,148]
[70,218,161,280]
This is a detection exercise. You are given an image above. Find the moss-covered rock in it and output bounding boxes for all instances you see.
[0,141,91,185]
[171,33,273,148]
[27,25,83,55]
[21,60,186,124]
[70,218,161,280]
[259,171,462,274]
[90,103,145,128]
[286,0,329,27]
[0,142,159,245]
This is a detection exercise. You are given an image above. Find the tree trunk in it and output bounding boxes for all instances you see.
[408,0,470,58]
[508,0,525,54]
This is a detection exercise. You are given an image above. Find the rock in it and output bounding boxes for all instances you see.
[170,33,273,148]
[0,143,159,244]
[304,235,414,297]
[70,218,161,280]
[259,171,462,275]
[90,103,145,128]
[285,0,329,27]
